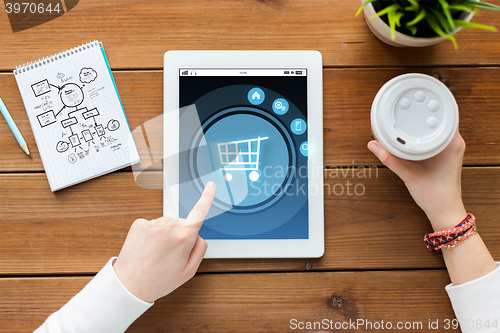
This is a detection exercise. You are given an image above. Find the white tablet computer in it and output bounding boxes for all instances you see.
[163,51,324,258]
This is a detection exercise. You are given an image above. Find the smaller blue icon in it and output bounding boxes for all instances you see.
[248,88,265,105]
[291,118,306,135]
[300,141,309,157]
[272,98,289,115]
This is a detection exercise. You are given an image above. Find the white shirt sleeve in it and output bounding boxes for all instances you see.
[446,262,500,333]
[34,257,153,333]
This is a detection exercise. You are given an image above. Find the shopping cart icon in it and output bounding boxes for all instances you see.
[216,136,269,182]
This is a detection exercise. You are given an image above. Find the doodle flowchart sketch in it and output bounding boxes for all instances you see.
[13,41,140,191]
[31,67,123,165]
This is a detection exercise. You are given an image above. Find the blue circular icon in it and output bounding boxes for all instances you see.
[272,98,289,115]
[300,141,309,157]
[193,111,293,214]
[291,118,307,135]
[247,88,265,105]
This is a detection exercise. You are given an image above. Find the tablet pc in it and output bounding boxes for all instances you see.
[164,51,324,258]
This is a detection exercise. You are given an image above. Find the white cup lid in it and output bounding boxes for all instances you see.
[371,73,459,160]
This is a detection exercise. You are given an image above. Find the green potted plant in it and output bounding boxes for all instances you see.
[357,0,500,49]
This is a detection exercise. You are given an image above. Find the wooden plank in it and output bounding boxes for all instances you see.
[325,67,500,167]
[1,0,500,70]
[0,168,499,275]
[0,172,161,275]
[0,270,460,333]
[2,67,500,172]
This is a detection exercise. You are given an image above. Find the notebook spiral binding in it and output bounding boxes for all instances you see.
[14,40,100,76]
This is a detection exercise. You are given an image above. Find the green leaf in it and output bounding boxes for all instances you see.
[394,11,404,27]
[356,0,377,17]
[463,1,500,12]
[406,8,426,26]
[429,8,453,35]
[370,4,402,19]
[405,24,418,35]
[406,0,419,11]
[388,10,397,40]
[454,19,498,31]
[448,5,473,13]
[438,0,456,29]
[426,15,458,50]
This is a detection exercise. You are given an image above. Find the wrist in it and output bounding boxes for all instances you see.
[427,205,467,231]
[113,259,155,303]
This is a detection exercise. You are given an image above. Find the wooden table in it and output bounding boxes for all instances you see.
[1,1,500,331]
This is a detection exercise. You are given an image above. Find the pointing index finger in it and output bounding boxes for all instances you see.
[184,182,216,229]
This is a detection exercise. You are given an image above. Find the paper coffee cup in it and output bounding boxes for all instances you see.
[371,73,459,161]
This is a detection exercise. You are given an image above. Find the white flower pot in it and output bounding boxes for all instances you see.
[361,0,476,47]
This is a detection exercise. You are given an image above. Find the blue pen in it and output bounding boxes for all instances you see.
[0,97,31,157]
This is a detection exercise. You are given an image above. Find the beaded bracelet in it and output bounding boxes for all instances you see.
[433,226,477,252]
[423,213,476,253]
[424,213,475,247]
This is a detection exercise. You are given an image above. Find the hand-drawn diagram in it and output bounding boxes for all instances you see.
[31,79,51,97]
[79,67,97,83]
[29,66,122,164]
[37,110,57,127]
[41,95,53,111]
[56,141,69,153]
[58,83,84,110]
[68,153,77,164]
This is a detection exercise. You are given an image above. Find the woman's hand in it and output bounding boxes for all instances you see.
[113,182,216,303]
[368,131,467,231]
[368,132,497,285]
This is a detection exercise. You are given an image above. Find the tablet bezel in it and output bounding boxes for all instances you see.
[164,51,324,258]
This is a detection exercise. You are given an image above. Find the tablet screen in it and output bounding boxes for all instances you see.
[179,69,309,239]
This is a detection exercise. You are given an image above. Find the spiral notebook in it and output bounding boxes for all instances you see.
[14,41,140,191]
